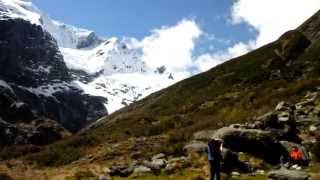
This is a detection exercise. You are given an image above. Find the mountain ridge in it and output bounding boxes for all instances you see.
[0,0,180,114]
[83,10,320,145]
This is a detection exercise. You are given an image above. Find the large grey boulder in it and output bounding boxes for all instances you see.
[142,158,167,171]
[268,169,309,180]
[193,130,216,141]
[212,127,288,163]
[133,166,151,174]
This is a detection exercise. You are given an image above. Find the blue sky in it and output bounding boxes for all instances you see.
[32,0,254,54]
[32,0,320,72]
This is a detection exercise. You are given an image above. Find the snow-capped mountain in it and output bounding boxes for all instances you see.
[0,0,178,114]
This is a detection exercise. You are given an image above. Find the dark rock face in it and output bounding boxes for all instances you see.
[76,32,102,49]
[0,117,71,146]
[0,86,35,123]
[20,117,71,145]
[70,69,104,84]
[0,19,70,87]
[0,18,108,144]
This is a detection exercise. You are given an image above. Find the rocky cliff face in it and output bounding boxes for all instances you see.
[299,10,320,42]
[0,19,70,87]
[0,18,107,145]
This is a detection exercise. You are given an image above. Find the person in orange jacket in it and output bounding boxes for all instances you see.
[289,146,304,165]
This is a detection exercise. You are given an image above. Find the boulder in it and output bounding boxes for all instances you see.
[193,130,216,141]
[278,112,291,122]
[109,165,134,177]
[133,166,152,174]
[277,30,311,60]
[99,175,111,180]
[164,157,191,174]
[142,158,167,171]
[212,127,288,163]
[268,169,309,180]
[276,101,291,112]
[183,141,207,154]
[152,153,166,161]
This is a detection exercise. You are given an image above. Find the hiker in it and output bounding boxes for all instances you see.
[280,146,305,168]
[289,146,304,165]
[208,138,223,180]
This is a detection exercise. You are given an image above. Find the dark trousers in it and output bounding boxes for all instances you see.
[209,160,221,180]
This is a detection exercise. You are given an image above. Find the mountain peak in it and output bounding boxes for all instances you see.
[0,0,102,49]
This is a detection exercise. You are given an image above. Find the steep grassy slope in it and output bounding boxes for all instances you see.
[86,28,320,140]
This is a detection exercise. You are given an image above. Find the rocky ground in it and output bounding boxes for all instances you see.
[0,91,320,179]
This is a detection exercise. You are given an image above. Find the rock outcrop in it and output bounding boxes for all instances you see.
[0,117,70,146]
[212,127,288,164]
[268,169,309,180]
[0,18,108,144]
[186,92,320,168]
[298,10,320,42]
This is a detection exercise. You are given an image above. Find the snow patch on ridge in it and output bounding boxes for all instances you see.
[0,0,41,24]
[0,80,14,93]
[75,72,177,113]
[0,0,184,114]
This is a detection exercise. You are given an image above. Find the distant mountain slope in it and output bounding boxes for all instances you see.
[0,0,109,142]
[0,0,181,114]
[0,18,108,147]
[83,10,320,143]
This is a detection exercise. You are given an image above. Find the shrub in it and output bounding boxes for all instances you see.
[0,173,12,180]
[0,145,42,160]
[26,144,82,167]
[25,134,100,167]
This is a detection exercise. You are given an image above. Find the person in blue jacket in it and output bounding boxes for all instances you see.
[208,138,223,180]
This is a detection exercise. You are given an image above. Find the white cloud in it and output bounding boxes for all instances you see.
[139,19,202,72]
[194,0,320,72]
[231,0,320,47]
[195,41,255,71]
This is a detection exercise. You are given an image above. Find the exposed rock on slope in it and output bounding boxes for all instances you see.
[0,117,71,146]
[299,10,320,42]
[0,17,107,140]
